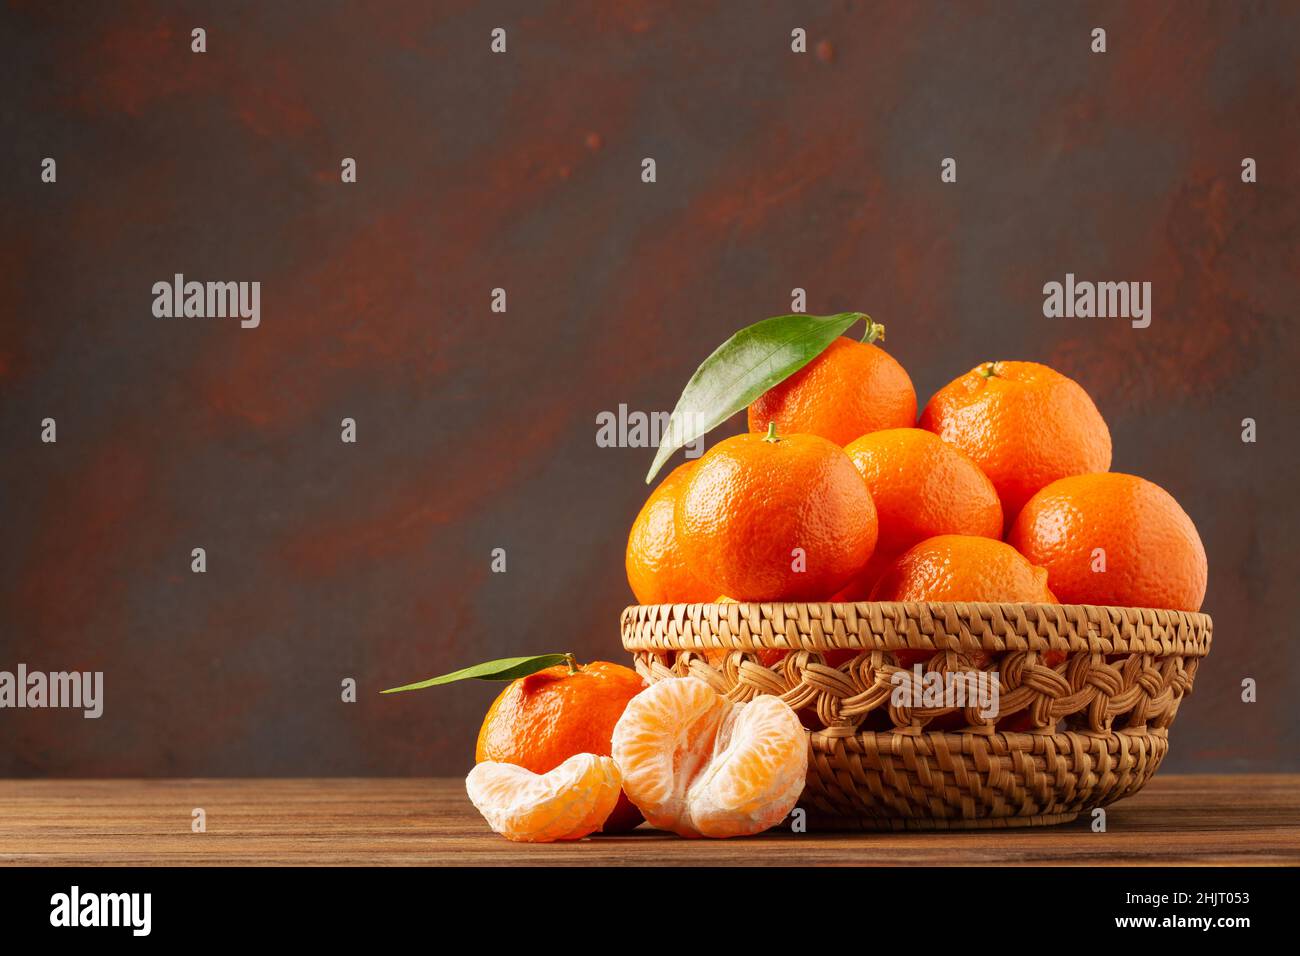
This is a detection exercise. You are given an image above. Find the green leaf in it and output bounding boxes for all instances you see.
[380,654,572,694]
[645,312,869,483]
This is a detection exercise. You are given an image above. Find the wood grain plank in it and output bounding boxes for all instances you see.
[0,775,1295,866]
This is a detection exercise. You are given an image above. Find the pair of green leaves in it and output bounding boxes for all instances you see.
[644,311,879,483]
[381,654,573,694]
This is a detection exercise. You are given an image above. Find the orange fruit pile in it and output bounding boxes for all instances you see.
[628,334,1207,615]
[465,321,1212,846]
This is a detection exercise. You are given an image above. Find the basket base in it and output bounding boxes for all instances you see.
[801,728,1166,830]
[802,810,1080,832]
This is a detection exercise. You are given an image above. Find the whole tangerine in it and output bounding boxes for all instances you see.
[748,328,917,446]
[1008,472,1207,611]
[476,658,647,832]
[626,461,716,604]
[919,361,1111,525]
[676,424,878,601]
[871,534,1057,604]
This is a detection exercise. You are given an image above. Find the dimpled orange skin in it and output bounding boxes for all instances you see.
[919,361,1111,525]
[675,430,878,601]
[626,461,717,604]
[747,337,917,446]
[870,534,1057,604]
[834,429,1003,600]
[1008,473,1207,612]
[476,661,647,832]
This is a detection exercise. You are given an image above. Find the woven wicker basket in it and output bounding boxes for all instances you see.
[622,601,1211,830]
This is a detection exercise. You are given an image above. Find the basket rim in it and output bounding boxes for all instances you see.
[621,600,1212,658]
[806,725,1170,743]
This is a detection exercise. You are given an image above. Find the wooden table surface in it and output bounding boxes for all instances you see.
[1,775,1296,866]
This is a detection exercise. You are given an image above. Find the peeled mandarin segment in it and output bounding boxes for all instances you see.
[612,676,807,839]
[611,676,727,836]
[465,753,622,843]
[689,695,808,838]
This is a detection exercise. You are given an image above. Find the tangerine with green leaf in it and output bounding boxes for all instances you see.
[747,324,917,446]
[645,311,866,484]
[476,657,647,832]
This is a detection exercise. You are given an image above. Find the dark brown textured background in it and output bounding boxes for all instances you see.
[1,1,1296,777]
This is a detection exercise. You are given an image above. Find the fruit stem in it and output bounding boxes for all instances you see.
[763,421,780,443]
[861,317,885,344]
[980,361,1003,379]
[564,653,580,675]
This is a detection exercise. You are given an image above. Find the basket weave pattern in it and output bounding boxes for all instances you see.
[621,601,1211,829]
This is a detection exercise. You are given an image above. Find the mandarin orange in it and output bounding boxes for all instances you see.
[919,361,1111,525]
[626,461,716,604]
[871,534,1057,604]
[747,329,916,446]
[675,425,877,601]
[466,753,622,842]
[1008,473,1207,611]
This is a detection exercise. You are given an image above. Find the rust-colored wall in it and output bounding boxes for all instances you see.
[1,1,1296,776]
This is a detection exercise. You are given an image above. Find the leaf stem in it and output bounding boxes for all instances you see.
[861,317,885,344]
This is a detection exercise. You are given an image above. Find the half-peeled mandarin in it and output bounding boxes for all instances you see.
[611,677,807,838]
